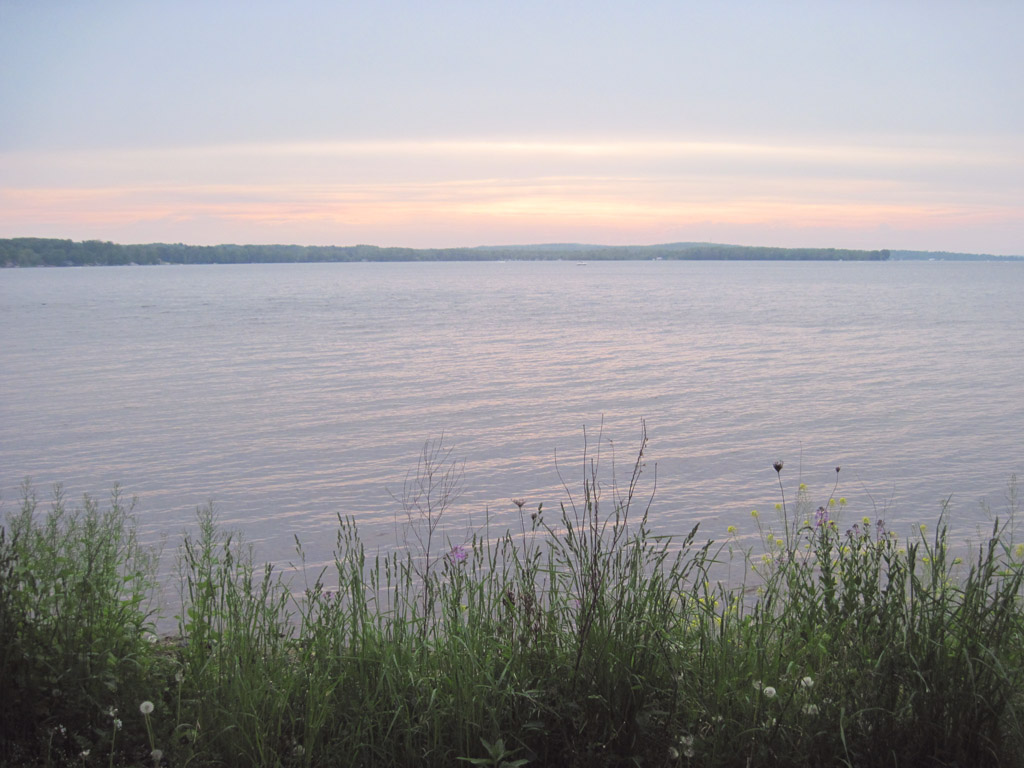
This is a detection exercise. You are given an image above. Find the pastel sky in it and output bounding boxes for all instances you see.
[1,1,1022,253]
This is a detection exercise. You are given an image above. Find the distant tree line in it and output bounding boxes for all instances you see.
[0,238,893,267]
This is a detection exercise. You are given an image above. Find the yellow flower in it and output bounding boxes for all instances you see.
[727,525,737,534]
[775,503,782,510]
[862,517,870,526]
[751,509,759,519]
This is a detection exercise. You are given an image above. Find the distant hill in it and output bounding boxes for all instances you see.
[5,239,1020,268]
[0,238,893,267]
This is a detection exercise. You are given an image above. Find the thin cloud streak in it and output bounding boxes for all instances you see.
[4,137,1015,177]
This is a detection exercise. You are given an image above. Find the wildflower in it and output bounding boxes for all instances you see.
[668,746,680,760]
[174,669,185,684]
[751,509,759,519]
[113,718,122,730]
[775,538,785,548]
[799,483,807,491]
[752,679,762,690]
[838,497,846,505]
[773,460,784,473]
[80,750,91,758]
[802,703,819,715]
[775,503,782,511]
[512,498,526,510]
[920,523,927,532]
[815,506,829,527]
[448,545,468,564]
[835,466,841,474]
[140,700,155,715]
[727,525,736,534]
[862,516,871,526]
[801,676,814,689]
[674,735,696,758]
[763,686,777,698]
[151,748,163,762]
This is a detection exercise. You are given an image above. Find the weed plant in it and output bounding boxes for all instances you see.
[2,437,1024,767]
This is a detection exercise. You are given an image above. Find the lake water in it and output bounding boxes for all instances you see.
[2,260,1022,572]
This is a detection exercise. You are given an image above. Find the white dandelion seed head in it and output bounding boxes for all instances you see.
[140,700,155,715]
[801,676,814,689]
[763,686,777,699]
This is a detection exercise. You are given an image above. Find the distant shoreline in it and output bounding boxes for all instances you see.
[3,237,894,267]
[2,237,1021,267]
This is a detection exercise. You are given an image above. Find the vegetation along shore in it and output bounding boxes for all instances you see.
[3,438,1024,767]
[1,238,893,267]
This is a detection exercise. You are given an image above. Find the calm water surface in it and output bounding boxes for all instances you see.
[2,261,1022,570]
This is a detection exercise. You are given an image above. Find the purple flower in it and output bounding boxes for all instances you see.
[814,506,829,528]
[448,545,468,564]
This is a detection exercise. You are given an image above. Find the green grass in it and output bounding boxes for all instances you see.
[3,439,1024,767]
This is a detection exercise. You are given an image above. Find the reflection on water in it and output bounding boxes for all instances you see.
[1,260,1022,575]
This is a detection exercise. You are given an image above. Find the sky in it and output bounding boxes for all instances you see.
[1,0,1022,254]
